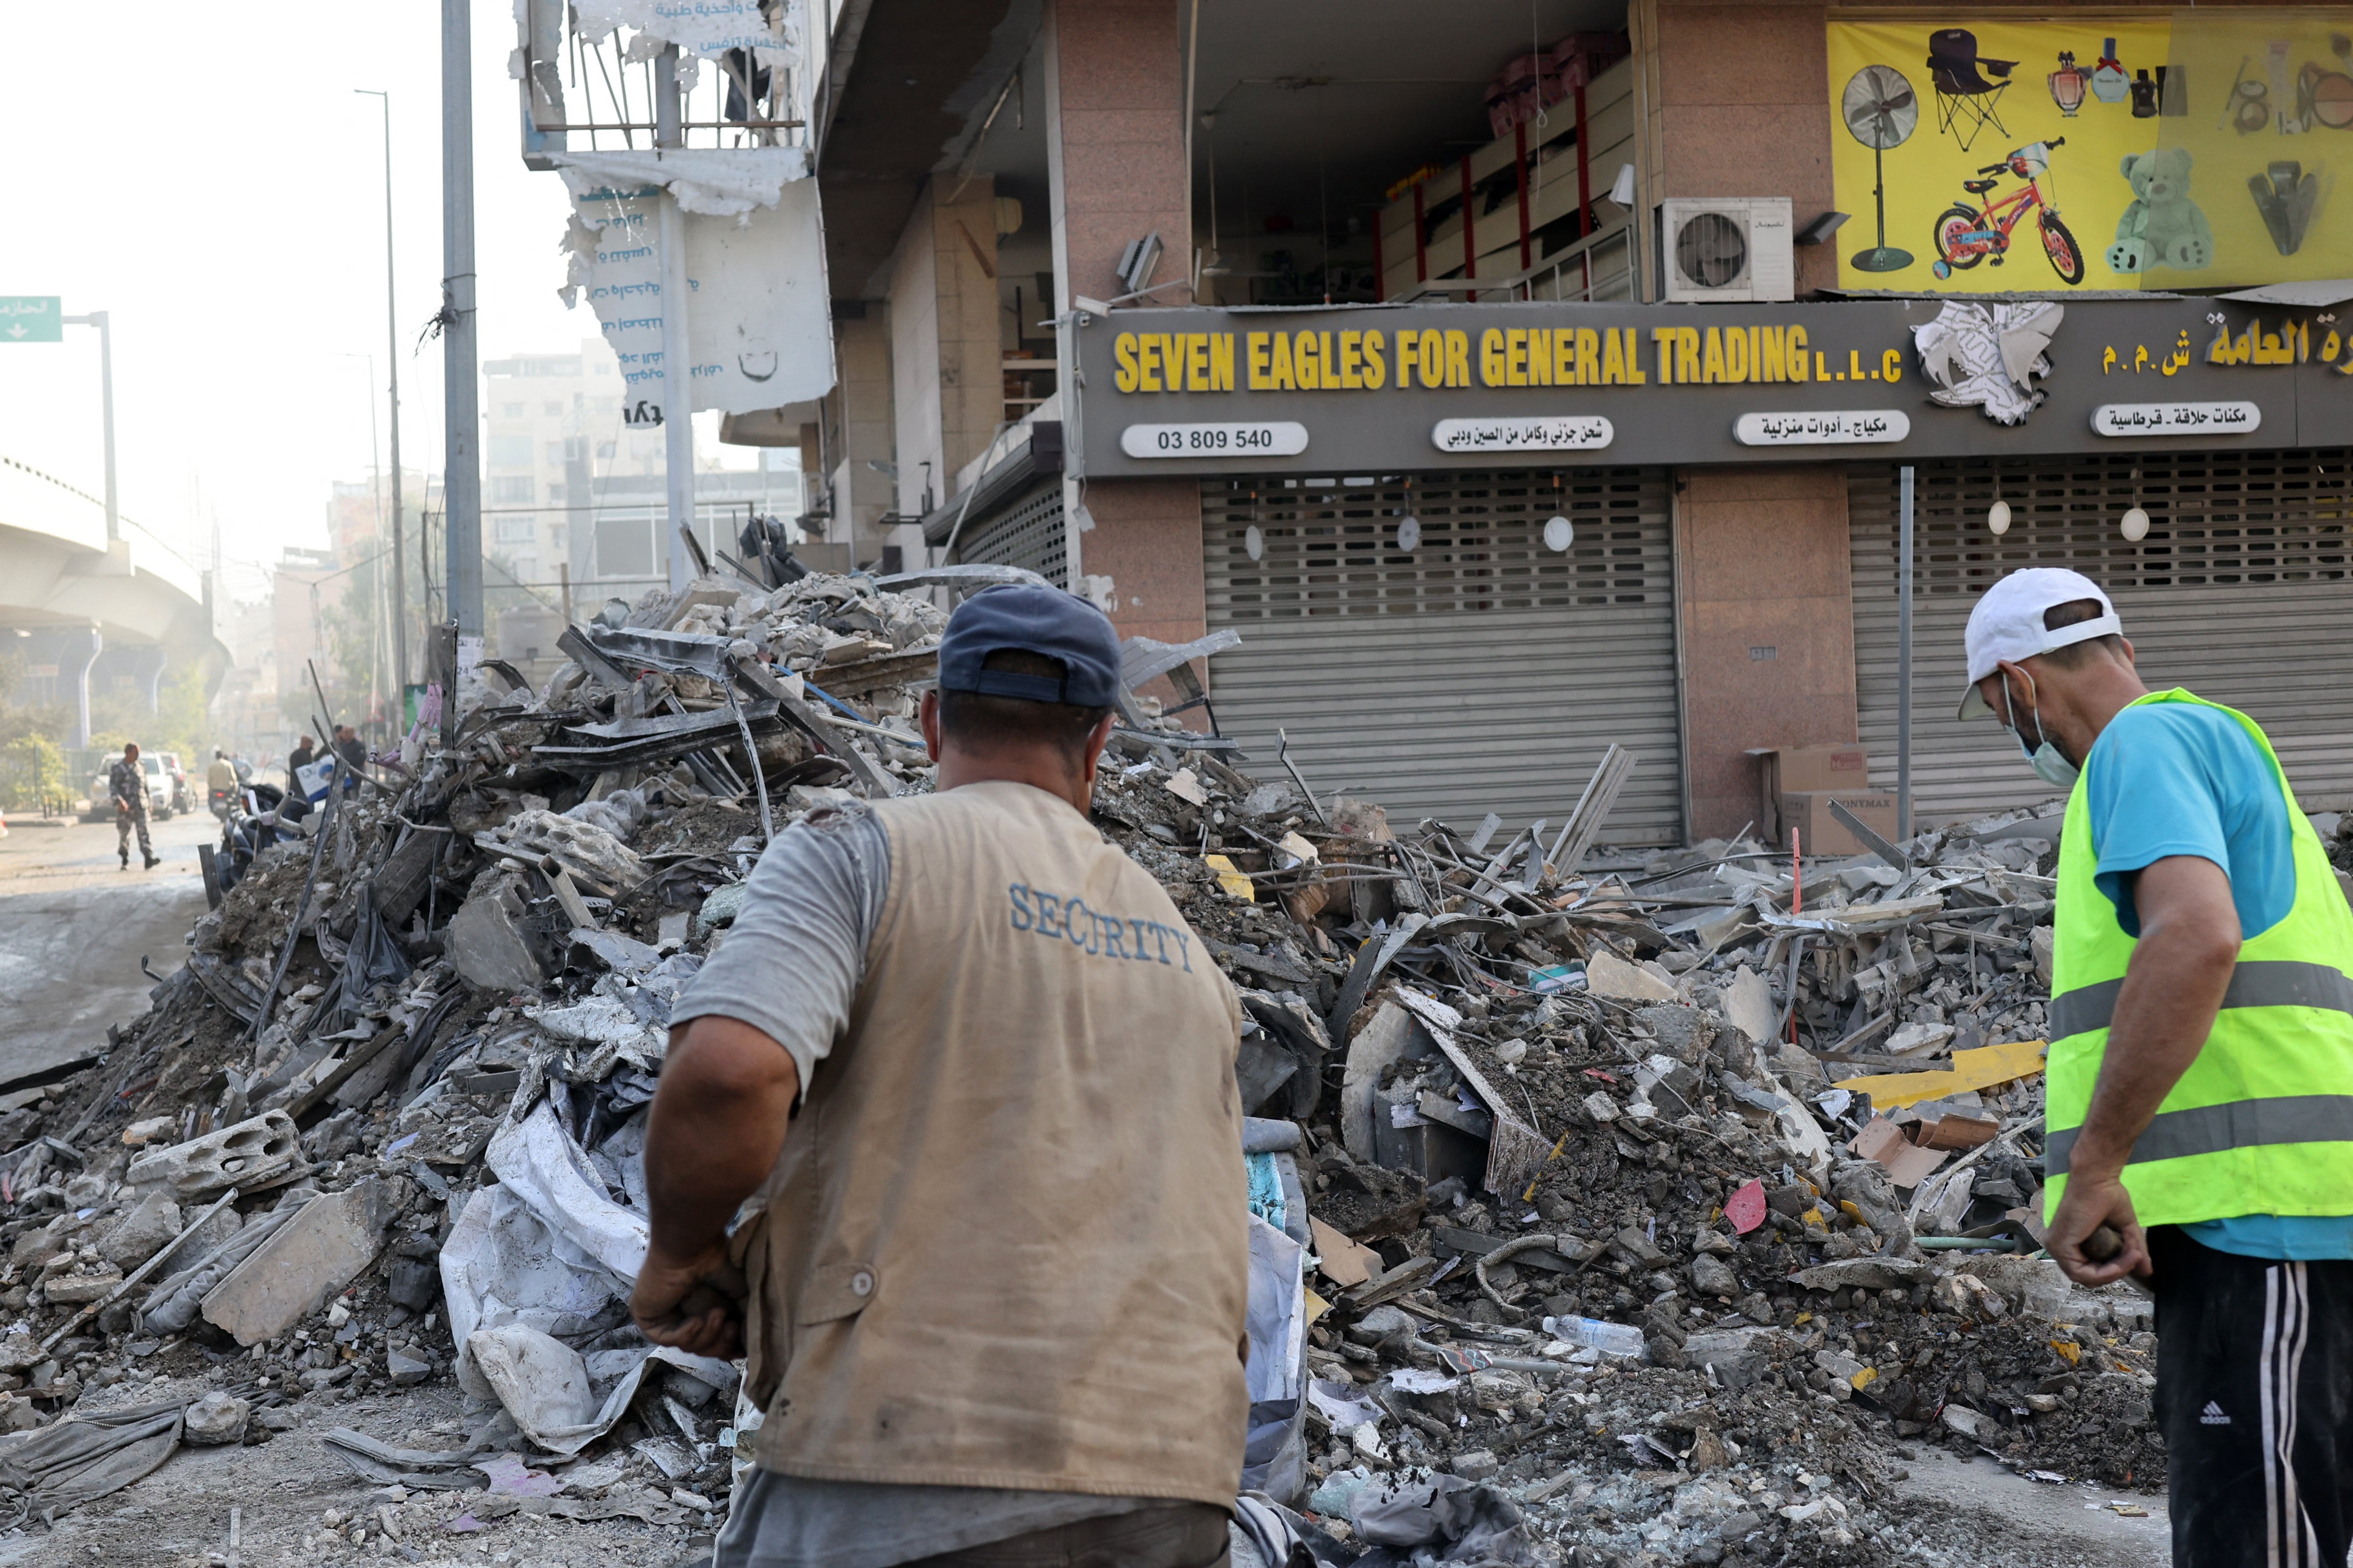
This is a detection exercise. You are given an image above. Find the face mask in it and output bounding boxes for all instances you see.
[2003,667,2080,788]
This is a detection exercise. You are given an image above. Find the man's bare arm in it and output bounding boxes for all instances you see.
[631,1015,801,1357]
[2047,854,2239,1286]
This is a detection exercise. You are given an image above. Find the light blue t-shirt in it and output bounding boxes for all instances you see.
[2082,697,2353,1261]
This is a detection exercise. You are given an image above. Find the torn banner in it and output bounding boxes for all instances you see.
[570,0,802,71]
[558,148,834,419]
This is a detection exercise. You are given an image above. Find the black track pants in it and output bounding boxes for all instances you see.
[2151,1227,2353,1568]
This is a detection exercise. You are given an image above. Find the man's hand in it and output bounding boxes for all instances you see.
[116,799,128,815]
[636,1015,799,1363]
[631,1237,750,1358]
[2047,1170,2149,1286]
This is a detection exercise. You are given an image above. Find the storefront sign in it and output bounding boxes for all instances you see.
[2091,401,2261,437]
[1071,297,2345,476]
[1431,415,1613,452]
[1119,422,1308,458]
[1734,410,1910,446]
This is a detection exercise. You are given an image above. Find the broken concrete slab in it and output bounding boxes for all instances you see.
[200,1179,404,1346]
[1719,965,1777,1047]
[97,1190,182,1272]
[1340,1001,1418,1164]
[43,1264,123,1304]
[123,1110,300,1199]
[444,868,548,994]
[1585,950,1677,1002]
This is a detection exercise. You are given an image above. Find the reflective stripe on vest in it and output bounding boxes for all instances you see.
[2046,958,2353,1041]
[2044,689,2353,1226]
[2044,1094,2353,1174]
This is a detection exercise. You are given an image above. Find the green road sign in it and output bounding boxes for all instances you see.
[0,297,62,343]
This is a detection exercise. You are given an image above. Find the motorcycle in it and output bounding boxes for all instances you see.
[208,787,236,821]
[198,783,313,910]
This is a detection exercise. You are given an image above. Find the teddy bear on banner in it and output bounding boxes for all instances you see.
[2105,148,2214,274]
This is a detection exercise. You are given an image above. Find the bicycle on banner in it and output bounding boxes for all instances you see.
[1929,137,2086,285]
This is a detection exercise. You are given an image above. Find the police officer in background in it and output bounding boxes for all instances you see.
[1959,568,2352,1568]
[637,584,1248,1568]
[111,742,158,870]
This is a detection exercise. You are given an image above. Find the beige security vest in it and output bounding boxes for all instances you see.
[735,780,1251,1506]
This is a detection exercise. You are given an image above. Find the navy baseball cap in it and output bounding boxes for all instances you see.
[937,584,1123,708]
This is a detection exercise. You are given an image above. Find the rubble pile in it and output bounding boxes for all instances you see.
[0,564,2158,1564]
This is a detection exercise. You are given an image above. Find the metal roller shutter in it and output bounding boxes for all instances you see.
[1202,467,1683,844]
[955,482,1067,588]
[1850,449,2353,823]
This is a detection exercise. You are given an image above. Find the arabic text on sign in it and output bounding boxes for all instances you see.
[1731,410,1911,447]
[1119,423,1310,459]
[1428,416,1616,453]
[2089,402,2262,438]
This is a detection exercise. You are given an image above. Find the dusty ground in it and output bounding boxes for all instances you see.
[0,810,214,1084]
[0,1373,719,1567]
[1884,1449,2169,1568]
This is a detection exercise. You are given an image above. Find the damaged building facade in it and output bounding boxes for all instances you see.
[749,0,2353,844]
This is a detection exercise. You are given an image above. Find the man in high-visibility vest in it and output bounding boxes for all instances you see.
[1960,568,2351,1568]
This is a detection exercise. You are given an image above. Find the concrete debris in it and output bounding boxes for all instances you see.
[0,569,2141,1563]
[180,1389,249,1446]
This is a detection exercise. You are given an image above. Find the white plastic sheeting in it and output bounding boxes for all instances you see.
[441,1105,739,1454]
[555,148,809,219]
[441,1104,649,1398]
[470,1322,736,1458]
[556,152,834,417]
[1241,1214,1307,1504]
[570,0,801,70]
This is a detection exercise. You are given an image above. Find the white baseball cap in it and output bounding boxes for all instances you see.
[1956,568,2122,720]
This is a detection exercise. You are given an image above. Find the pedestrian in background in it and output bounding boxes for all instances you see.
[207,749,238,819]
[1959,568,2353,1568]
[333,724,366,793]
[287,735,316,796]
[111,743,157,870]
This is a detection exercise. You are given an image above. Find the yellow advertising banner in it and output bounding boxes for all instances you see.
[1828,14,2353,291]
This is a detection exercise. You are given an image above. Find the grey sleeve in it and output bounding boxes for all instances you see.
[669,805,892,1097]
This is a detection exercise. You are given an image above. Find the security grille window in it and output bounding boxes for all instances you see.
[954,481,1066,589]
[1850,449,2353,820]
[1202,469,1682,845]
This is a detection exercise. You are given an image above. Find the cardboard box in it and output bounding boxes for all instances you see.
[1748,744,1869,844]
[1777,790,1898,857]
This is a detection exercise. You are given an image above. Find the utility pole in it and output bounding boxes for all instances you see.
[656,44,694,592]
[442,0,484,705]
[358,88,409,695]
[60,311,117,543]
[1897,465,1915,844]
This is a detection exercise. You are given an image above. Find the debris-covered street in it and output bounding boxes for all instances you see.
[0,567,2182,1567]
[17,3,2353,1564]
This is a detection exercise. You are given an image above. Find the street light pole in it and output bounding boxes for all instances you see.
[442,0,484,715]
[61,311,117,543]
[357,88,409,694]
[655,44,694,592]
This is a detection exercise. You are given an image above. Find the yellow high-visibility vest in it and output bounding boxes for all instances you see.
[2045,691,2353,1224]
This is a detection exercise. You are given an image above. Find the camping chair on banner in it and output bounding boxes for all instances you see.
[1925,29,2014,151]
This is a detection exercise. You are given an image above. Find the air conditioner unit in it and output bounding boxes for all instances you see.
[1660,198,1794,303]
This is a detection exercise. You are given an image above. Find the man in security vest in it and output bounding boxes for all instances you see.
[1960,568,2351,1568]
[637,583,1248,1568]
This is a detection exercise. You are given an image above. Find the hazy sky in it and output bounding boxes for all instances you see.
[0,5,698,606]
